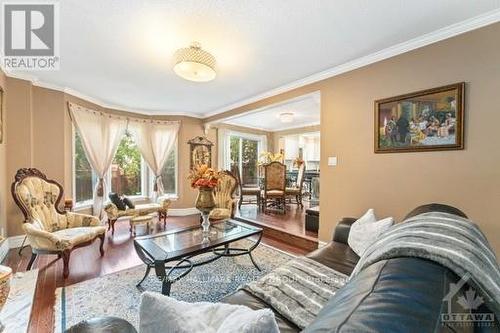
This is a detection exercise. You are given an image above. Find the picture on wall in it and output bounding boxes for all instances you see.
[375,82,464,153]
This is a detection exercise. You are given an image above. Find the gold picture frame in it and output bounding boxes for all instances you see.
[375,82,464,153]
[188,136,213,169]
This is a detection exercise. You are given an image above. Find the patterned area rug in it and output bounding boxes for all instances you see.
[54,240,293,332]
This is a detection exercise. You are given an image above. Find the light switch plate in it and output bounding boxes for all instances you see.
[328,156,337,166]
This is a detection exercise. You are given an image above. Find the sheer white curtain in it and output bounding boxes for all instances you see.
[68,103,127,217]
[129,119,180,201]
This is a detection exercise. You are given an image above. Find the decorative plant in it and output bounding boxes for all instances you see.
[259,151,283,165]
[188,164,220,189]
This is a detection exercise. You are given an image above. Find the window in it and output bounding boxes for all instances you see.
[230,135,259,186]
[111,130,143,196]
[74,131,96,205]
[160,147,177,195]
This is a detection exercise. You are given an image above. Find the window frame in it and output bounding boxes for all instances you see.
[73,127,179,208]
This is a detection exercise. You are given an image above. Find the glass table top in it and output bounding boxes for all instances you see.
[134,220,261,258]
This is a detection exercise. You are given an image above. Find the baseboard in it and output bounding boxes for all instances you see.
[168,207,199,216]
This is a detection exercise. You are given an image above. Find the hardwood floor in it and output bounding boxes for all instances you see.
[2,214,308,333]
[237,199,319,238]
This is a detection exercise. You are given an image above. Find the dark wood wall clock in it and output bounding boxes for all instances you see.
[188,136,213,169]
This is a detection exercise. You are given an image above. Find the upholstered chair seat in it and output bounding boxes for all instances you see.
[208,171,238,221]
[11,168,106,278]
[285,163,305,208]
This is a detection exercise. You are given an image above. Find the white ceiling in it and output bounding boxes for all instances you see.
[222,92,320,132]
[6,0,500,117]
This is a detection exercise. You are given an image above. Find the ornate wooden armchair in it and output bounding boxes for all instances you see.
[209,170,238,221]
[285,163,305,208]
[262,162,286,214]
[11,168,106,278]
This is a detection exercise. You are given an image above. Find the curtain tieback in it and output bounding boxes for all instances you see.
[153,175,162,192]
[97,178,105,197]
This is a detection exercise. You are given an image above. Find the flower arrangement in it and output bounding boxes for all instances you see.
[293,157,304,168]
[188,164,220,189]
[259,151,283,165]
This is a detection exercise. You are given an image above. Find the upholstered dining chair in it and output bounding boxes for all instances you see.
[209,170,238,221]
[285,163,305,208]
[231,164,261,209]
[262,162,286,214]
[11,168,106,278]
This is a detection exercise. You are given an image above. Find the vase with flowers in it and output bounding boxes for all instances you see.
[188,164,220,233]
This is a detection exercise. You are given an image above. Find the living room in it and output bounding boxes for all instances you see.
[0,1,499,333]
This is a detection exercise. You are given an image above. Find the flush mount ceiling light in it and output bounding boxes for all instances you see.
[279,112,295,123]
[173,42,216,82]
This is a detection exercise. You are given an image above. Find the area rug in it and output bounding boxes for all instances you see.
[54,240,294,332]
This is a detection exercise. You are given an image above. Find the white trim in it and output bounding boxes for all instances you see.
[203,8,500,117]
[168,208,199,216]
[3,9,500,119]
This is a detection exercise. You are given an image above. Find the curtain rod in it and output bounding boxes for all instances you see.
[67,102,181,125]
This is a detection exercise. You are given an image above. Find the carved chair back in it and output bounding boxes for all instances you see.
[11,168,65,232]
[264,162,286,192]
[214,171,237,209]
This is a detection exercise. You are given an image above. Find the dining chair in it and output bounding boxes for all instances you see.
[285,163,305,208]
[231,164,261,209]
[262,162,286,214]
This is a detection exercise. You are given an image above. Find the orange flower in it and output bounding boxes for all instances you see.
[188,164,221,189]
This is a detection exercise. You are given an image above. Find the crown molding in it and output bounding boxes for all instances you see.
[202,8,500,118]
[1,70,204,118]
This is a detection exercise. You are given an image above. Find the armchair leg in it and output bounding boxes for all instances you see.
[62,250,71,279]
[238,196,242,210]
[27,253,37,270]
[110,219,117,235]
[98,234,105,256]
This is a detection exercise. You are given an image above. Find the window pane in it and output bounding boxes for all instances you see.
[229,136,240,170]
[161,149,176,194]
[111,130,142,196]
[241,138,258,185]
[74,131,93,203]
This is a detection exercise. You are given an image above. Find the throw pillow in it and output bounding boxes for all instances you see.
[139,291,279,333]
[348,209,394,256]
[108,192,127,211]
[122,196,135,209]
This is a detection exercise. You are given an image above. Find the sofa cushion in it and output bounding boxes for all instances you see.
[109,192,126,210]
[306,241,359,276]
[348,209,394,256]
[304,257,461,333]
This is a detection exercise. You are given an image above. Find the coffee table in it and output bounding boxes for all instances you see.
[133,219,263,295]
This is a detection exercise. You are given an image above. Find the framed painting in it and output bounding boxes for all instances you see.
[375,82,464,153]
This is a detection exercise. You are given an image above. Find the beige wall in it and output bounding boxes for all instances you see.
[206,23,500,256]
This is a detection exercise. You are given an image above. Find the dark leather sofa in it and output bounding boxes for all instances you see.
[223,204,497,333]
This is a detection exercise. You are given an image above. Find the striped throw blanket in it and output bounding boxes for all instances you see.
[242,256,348,329]
[350,212,500,321]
